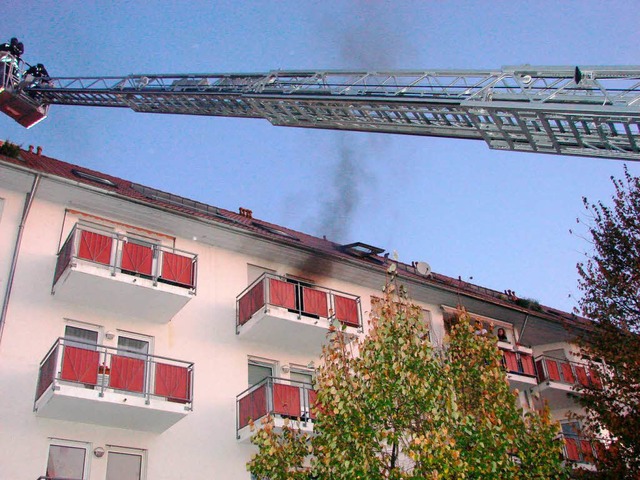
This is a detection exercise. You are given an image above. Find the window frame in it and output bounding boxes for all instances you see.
[63,320,103,348]
[45,438,91,480]
[105,445,147,480]
[248,357,277,387]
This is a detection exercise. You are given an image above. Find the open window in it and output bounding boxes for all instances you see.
[286,276,325,319]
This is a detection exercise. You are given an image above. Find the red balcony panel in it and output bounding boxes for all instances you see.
[272,383,301,418]
[155,363,190,402]
[238,280,265,325]
[580,440,595,463]
[238,384,268,429]
[575,366,589,387]
[161,252,194,287]
[589,368,602,389]
[334,295,359,327]
[561,362,575,384]
[302,287,328,317]
[121,242,153,276]
[503,350,519,372]
[565,437,581,461]
[54,237,74,284]
[78,230,113,265]
[61,346,99,385]
[546,359,561,382]
[36,345,59,399]
[535,359,545,383]
[308,389,318,420]
[520,353,535,376]
[269,279,296,310]
[594,441,606,461]
[109,355,145,393]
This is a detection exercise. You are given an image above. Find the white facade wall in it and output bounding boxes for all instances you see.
[0,161,589,479]
[0,172,401,479]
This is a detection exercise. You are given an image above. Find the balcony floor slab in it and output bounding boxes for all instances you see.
[237,306,359,355]
[35,382,190,433]
[237,416,314,443]
[53,262,193,322]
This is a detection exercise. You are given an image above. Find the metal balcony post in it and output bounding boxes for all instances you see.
[111,234,120,277]
[267,377,274,415]
[151,245,159,286]
[98,346,108,397]
[144,355,152,404]
[264,274,270,312]
[188,364,194,410]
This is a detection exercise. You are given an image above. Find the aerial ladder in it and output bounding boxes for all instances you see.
[1,44,639,160]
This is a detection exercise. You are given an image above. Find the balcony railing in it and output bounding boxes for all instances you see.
[501,348,536,377]
[54,224,198,291]
[35,338,194,407]
[535,355,601,389]
[562,435,598,464]
[236,272,362,332]
[236,376,316,438]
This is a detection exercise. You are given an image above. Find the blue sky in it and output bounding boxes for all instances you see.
[2,0,639,313]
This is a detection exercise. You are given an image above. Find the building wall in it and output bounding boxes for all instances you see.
[0,166,588,479]
[0,175,396,479]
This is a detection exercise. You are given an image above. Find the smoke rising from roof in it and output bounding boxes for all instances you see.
[311,4,410,245]
[315,135,361,244]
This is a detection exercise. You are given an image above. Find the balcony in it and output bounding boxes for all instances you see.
[535,356,600,408]
[500,346,537,390]
[562,435,598,465]
[236,376,316,442]
[52,225,197,323]
[34,338,194,433]
[236,273,362,354]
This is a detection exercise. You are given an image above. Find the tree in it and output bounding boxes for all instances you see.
[248,268,566,479]
[575,166,640,478]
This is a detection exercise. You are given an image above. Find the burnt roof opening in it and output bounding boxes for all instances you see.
[341,242,385,259]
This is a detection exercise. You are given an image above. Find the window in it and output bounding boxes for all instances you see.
[46,440,90,480]
[251,221,299,240]
[106,447,145,480]
[64,324,99,349]
[290,367,315,420]
[71,168,117,188]
[290,370,314,385]
[286,276,319,318]
[248,359,274,387]
[422,309,432,342]
[494,325,513,343]
[247,264,275,284]
[117,335,151,359]
[561,421,581,438]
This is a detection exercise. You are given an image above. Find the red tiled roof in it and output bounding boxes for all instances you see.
[0,143,588,328]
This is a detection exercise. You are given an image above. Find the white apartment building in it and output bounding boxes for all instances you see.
[0,143,598,479]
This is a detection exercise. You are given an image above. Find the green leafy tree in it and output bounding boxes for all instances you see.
[448,313,565,479]
[575,166,640,478]
[248,269,566,479]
